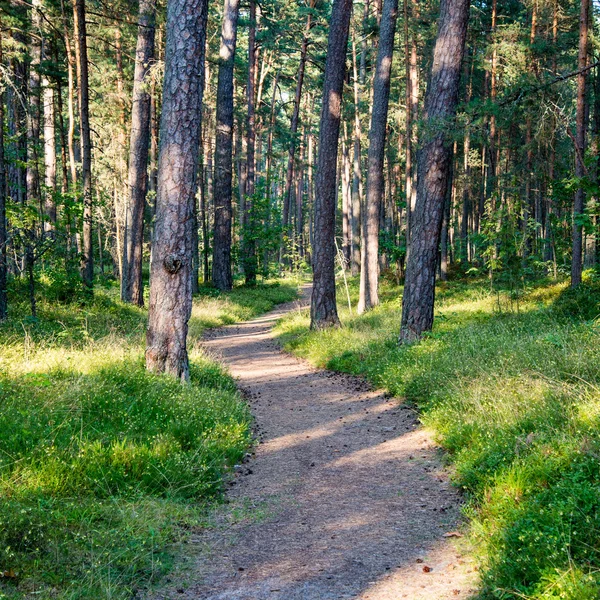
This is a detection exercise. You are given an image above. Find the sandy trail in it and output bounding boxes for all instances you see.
[150,287,477,599]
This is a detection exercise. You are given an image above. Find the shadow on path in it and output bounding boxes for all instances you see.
[149,287,478,600]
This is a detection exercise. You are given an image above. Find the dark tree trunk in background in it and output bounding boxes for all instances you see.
[146,0,208,380]
[0,30,7,320]
[243,0,258,284]
[282,11,312,256]
[212,0,240,291]
[310,0,353,329]
[27,0,42,219]
[571,0,590,287]
[399,0,470,343]
[358,0,398,313]
[122,0,157,305]
[73,0,94,289]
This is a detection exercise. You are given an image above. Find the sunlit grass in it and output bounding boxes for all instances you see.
[0,278,298,599]
[275,274,600,599]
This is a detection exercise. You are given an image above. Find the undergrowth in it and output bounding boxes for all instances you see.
[0,278,298,599]
[275,274,600,600]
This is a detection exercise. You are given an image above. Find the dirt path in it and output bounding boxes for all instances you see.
[151,288,477,599]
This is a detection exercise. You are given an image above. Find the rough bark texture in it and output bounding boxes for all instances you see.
[571,0,590,287]
[146,0,208,380]
[399,0,470,343]
[358,0,398,314]
[122,0,157,305]
[212,0,240,292]
[73,0,94,288]
[310,0,353,329]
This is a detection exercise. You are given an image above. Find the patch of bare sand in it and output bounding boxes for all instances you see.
[147,288,478,600]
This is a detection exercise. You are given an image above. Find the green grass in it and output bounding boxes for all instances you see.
[275,274,600,600]
[0,278,298,599]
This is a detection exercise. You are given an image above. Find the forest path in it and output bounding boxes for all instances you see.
[151,286,477,600]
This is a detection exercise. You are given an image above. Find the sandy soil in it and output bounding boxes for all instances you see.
[148,287,478,600]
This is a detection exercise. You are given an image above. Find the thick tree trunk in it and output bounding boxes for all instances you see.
[122,0,157,305]
[212,0,240,291]
[571,0,590,287]
[399,0,470,343]
[146,0,208,380]
[73,0,93,289]
[310,0,353,329]
[358,0,398,313]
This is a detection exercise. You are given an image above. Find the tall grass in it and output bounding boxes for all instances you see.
[275,275,600,599]
[0,279,298,599]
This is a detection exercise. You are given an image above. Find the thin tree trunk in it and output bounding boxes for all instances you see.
[212,0,240,291]
[73,0,93,288]
[121,0,157,305]
[350,37,363,276]
[310,0,353,329]
[146,0,208,380]
[358,0,398,313]
[572,0,590,286]
[399,0,470,343]
[42,69,57,229]
[282,12,312,256]
[0,28,7,320]
[243,0,258,284]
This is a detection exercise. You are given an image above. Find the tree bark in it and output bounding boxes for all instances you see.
[243,0,258,284]
[282,12,312,257]
[42,61,57,229]
[72,0,93,289]
[310,0,353,329]
[399,0,470,343]
[358,0,398,313]
[146,0,208,380]
[122,0,157,305]
[212,0,240,291]
[571,0,590,287]
[0,29,7,320]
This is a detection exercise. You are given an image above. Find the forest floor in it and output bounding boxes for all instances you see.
[150,286,477,600]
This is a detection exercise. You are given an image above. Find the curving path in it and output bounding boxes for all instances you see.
[150,287,477,600]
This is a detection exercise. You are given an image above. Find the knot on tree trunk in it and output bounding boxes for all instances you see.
[163,254,183,274]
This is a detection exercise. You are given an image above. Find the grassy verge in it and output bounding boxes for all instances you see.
[0,279,298,599]
[275,275,600,600]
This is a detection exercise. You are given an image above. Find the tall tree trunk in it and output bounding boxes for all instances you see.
[212,0,240,291]
[72,0,93,289]
[350,37,363,276]
[0,28,7,320]
[404,2,419,244]
[572,0,590,287]
[282,11,312,258]
[122,0,157,306]
[358,0,399,313]
[146,0,208,380]
[243,0,258,284]
[28,0,42,221]
[399,0,470,343]
[310,0,353,329]
[42,65,57,229]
